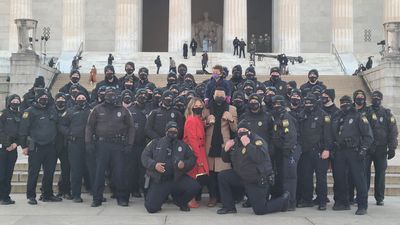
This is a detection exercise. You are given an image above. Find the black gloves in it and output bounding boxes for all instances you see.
[388,150,396,160]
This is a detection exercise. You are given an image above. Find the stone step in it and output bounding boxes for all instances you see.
[9,182,400,196]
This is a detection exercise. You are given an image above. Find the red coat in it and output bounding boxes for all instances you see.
[183,115,209,179]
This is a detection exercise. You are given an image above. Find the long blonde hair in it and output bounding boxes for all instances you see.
[185,97,204,117]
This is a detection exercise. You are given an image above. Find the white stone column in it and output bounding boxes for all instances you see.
[332,0,354,53]
[62,0,85,51]
[384,0,400,22]
[168,0,191,52]
[223,0,247,53]
[9,0,32,52]
[278,0,300,53]
[115,0,143,53]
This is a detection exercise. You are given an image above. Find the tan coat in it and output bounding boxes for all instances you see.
[203,105,237,172]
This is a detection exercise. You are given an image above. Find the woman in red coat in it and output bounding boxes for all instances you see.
[184,97,209,208]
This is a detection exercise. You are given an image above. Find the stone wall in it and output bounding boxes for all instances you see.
[0,0,10,50]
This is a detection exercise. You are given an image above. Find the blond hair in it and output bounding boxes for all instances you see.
[185,97,204,117]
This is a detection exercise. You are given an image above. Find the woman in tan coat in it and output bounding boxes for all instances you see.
[203,87,237,207]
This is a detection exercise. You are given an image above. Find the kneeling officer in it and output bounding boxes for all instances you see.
[141,121,200,213]
[217,120,290,215]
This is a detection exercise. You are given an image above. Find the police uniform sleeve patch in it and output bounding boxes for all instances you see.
[22,112,29,119]
[362,116,369,124]
[282,119,289,128]
[255,140,263,147]
[391,116,396,124]
[324,116,331,123]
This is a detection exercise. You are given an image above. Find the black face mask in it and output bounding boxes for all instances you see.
[321,96,329,105]
[71,91,79,99]
[214,96,225,104]
[98,93,105,102]
[264,95,274,104]
[56,101,66,110]
[162,98,173,107]
[272,105,284,115]
[126,68,134,74]
[355,97,365,106]
[238,131,249,138]
[244,87,253,95]
[246,74,255,80]
[146,92,153,101]
[290,98,301,106]
[304,105,315,113]
[185,79,194,86]
[232,72,241,80]
[271,76,280,83]
[123,97,132,105]
[105,73,114,80]
[9,103,20,111]
[340,103,352,114]
[175,103,185,112]
[249,102,260,111]
[38,98,49,107]
[178,68,187,76]
[309,77,318,83]
[153,95,161,103]
[372,98,381,108]
[168,79,176,85]
[124,84,133,90]
[167,131,178,140]
[233,99,244,108]
[76,99,86,107]
[71,77,80,83]
[193,107,203,115]
[105,93,118,105]
[139,73,148,81]
[137,95,146,104]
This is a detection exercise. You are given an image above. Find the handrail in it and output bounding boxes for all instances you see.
[331,43,347,75]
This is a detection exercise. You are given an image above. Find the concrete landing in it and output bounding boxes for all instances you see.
[0,194,399,225]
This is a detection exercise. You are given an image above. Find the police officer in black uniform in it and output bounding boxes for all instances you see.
[54,93,72,200]
[59,70,90,100]
[90,86,107,108]
[366,91,398,206]
[85,87,135,207]
[288,89,303,122]
[19,89,62,205]
[0,94,22,205]
[91,65,121,102]
[300,69,327,96]
[263,87,277,113]
[58,92,91,203]
[135,67,150,90]
[297,94,332,210]
[270,95,300,211]
[141,122,200,213]
[264,67,287,96]
[217,120,290,215]
[145,91,184,139]
[239,94,271,147]
[146,88,163,115]
[321,89,339,117]
[332,95,373,215]
[124,89,148,198]
[231,91,246,119]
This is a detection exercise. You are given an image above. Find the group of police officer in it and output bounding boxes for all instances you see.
[0,61,397,216]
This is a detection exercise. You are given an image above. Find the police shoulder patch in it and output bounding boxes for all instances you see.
[255,140,263,146]
[324,116,331,123]
[22,112,29,119]
[362,116,369,124]
[391,116,396,124]
[282,119,289,128]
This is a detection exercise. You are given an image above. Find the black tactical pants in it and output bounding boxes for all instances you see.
[219,169,286,215]
[239,48,245,58]
[145,175,200,213]
[68,139,86,198]
[0,148,17,201]
[92,141,129,203]
[297,150,328,206]
[334,150,368,209]
[127,144,146,195]
[27,142,57,199]
[366,146,388,202]
[271,145,301,209]
[56,141,70,195]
